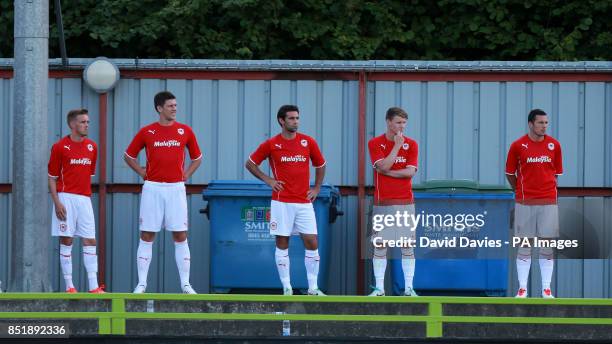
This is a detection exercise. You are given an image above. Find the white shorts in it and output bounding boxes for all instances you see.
[51,192,96,239]
[514,203,559,238]
[269,200,317,237]
[139,181,188,232]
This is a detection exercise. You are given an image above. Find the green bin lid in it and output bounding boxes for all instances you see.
[412,179,512,193]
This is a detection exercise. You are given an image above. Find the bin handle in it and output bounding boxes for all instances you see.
[329,195,343,224]
[199,204,209,219]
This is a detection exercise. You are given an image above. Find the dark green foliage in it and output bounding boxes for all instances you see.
[1,0,610,60]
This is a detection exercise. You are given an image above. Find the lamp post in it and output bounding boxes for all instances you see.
[83,58,120,290]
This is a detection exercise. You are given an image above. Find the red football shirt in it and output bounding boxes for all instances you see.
[250,133,326,203]
[125,121,202,183]
[505,134,563,204]
[48,136,98,196]
[368,134,418,205]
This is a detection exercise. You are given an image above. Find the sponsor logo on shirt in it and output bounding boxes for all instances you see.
[63,145,71,150]
[526,155,552,163]
[280,155,307,163]
[153,140,181,147]
[70,158,92,165]
[394,156,407,163]
[274,144,282,149]
[521,143,528,149]
[148,130,156,135]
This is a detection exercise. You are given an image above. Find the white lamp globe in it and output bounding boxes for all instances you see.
[83,57,120,93]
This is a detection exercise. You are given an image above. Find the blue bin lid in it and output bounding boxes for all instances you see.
[203,180,339,200]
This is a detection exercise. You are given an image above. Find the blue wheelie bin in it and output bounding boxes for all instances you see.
[202,180,342,293]
[390,180,513,296]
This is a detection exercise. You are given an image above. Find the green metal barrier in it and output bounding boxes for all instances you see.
[1,293,611,337]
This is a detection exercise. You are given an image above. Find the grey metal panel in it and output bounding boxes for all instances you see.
[327,195,358,295]
[111,78,143,183]
[108,193,140,292]
[0,78,12,183]
[608,83,612,187]
[242,80,270,181]
[342,81,360,186]
[217,80,240,180]
[557,82,581,187]
[479,82,503,184]
[190,80,215,184]
[504,82,528,182]
[320,81,343,184]
[425,82,449,180]
[584,83,606,186]
[452,82,476,181]
[0,194,10,290]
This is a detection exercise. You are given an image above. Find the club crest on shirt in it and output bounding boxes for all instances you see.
[270,221,277,231]
[59,223,67,232]
[178,128,184,135]
[87,144,94,152]
[301,139,308,147]
[402,143,409,150]
[548,142,555,150]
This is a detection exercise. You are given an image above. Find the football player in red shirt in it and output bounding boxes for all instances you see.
[48,108,104,293]
[367,107,419,296]
[246,105,327,296]
[124,91,202,294]
[506,109,563,298]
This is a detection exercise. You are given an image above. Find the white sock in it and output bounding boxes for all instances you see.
[174,240,191,286]
[136,239,153,287]
[305,249,320,290]
[82,245,99,290]
[60,244,74,289]
[373,248,387,290]
[401,248,415,290]
[539,247,554,290]
[275,247,291,289]
[516,247,532,290]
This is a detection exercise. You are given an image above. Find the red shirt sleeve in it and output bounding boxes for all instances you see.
[309,137,326,168]
[505,142,518,175]
[186,127,202,160]
[249,140,271,165]
[406,140,418,169]
[555,142,563,175]
[91,143,98,176]
[368,138,385,167]
[125,129,145,159]
[48,143,62,178]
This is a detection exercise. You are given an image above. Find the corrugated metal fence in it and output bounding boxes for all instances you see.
[0,60,610,297]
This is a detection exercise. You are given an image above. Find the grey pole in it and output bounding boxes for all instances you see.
[10,0,51,292]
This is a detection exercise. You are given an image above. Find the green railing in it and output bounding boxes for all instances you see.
[1,293,611,337]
